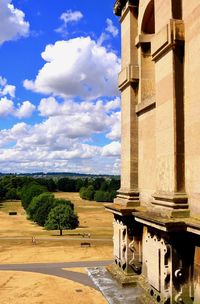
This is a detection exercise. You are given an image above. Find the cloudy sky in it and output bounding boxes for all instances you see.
[0,0,121,174]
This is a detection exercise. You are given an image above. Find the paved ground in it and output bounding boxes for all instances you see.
[88,267,144,304]
[0,260,112,289]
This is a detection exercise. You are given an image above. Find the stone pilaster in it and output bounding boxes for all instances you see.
[114,1,140,207]
[151,19,189,217]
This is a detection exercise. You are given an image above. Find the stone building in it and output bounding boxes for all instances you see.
[106,1,200,303]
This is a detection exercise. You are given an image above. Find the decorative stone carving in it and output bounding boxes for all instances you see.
[113,216,142,275]
[143,229,195,304]
[113,0,137,16]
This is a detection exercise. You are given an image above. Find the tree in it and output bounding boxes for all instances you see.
[79,187,87,199]
[0,182,6,200]
[35,178,57,192]
[45,205,79,236]
[5,188,19,200]
[75,178,84,191]
[21,183,47,210]
[100,180,109,191]
[108,178,120,191]
[82,185,95,200]
[92,177,105,190]
[27,192,55,225]
[57,178,76,192]
[53,198,74,210]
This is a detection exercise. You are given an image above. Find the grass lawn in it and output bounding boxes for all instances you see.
[0,192,113,303]
[0,192,113,263]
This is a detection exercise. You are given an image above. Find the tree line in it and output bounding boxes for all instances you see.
[0,175,120,234]
[0,175,120,203]
[0,176,79,235]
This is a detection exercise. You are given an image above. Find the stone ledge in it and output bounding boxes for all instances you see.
[152,19,184,62]
[135,34,154,47]
[133,211,187,232]
[105,203,145,216]
[186,218,200,236]
[118,64,139,91]
[133,211,200,235]
[135,98,155,115]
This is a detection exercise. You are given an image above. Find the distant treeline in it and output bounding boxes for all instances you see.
[0,175,120,202]
[0,172,119,179]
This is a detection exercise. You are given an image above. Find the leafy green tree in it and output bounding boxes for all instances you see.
[57,178,76,192]
[35,178,57,192]
[0,183,6,200]
[92,177,105,190]
[45,205,79,236]
[100,180,109,191]
[27,192,55,225]
[79,187,88,200]
[83,185,95,200]
[108,178,120,191]
[94,190,107,202]
[93,189,117,203]
[75,178,84,191]
[108,190,117,202]
[5,188,19,200]
[53,198,74,210]
[21,183,47,210]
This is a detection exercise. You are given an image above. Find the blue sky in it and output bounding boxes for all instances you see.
[0,0,121,174]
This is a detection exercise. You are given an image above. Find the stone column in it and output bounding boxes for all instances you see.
[105,0,142,278]
[114,1,140,207]
[151,18,189,217]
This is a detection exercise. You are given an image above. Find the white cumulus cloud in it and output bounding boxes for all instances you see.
[0,75,35,118]
[0,97,35,118]
[102,141,121,157]
[60,10,83,24]
[1,84,16,98]
[15,101,36,118]
[55,10,83,36]
[23,36,120,99]
[0,0,29,45]
[37,96,121,140]
[0,76,16,98]
[105,18,119,37]
[0,97,14,116]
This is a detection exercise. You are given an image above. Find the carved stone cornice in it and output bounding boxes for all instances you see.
[113,0,138,16]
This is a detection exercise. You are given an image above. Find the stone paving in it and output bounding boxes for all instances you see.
[88,266,144,304]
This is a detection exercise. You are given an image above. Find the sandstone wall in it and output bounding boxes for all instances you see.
[183,1,200,215]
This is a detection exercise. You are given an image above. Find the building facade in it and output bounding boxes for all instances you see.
[106,1,200,303]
